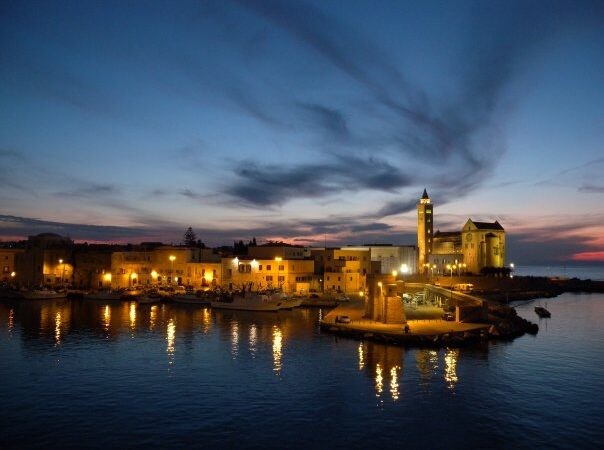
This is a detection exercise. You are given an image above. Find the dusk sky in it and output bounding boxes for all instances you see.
[1,0,603,264]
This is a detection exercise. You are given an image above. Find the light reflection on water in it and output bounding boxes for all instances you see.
[444,348,459,389]
[103,305,110,332]
[231,321,239,358]
[272,325,282,374]
[149,305,157,331]
[129,302,136,333]
[1,294,604,448]
[166,318,175,361]
[54,311,61,345]
[249,323,257,357]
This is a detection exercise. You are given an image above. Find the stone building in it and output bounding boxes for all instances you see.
[418,190,507,275]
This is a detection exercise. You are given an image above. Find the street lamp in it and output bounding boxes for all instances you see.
[447,264,453,278]
[392,270,398,278]
[59,259,65,287]
[169,255,176,284]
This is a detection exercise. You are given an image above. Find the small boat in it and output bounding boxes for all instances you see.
[211,291,282,311]
[21,289,67,300]
[137,292,162,304]
[171,293,211,305]
[84,290,123,301]
[535,306,551,318]
[279,296,303,309]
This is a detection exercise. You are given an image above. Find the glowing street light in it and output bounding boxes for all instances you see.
[392,270,398,278]
[400,263,409,274]
[59,259,65,286]
[169,255,176,284]
[447,264,454,278]
[10,271,16,278]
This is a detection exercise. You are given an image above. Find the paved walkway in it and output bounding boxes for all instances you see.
[323,300,489,336]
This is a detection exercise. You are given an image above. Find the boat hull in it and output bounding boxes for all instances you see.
[210,301,280,311]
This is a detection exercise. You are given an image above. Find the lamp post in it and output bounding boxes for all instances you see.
[169,255,176,284]
[447,264,453,278]
[510,262,515,278]
[59,259,65,287]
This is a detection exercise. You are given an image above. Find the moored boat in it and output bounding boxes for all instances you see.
[211,291,282,311]
[535,306,551,318]
[21,289,67,300]
[84,290,123,301]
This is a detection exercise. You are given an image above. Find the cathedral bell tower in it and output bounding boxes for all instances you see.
[417,189,433,273]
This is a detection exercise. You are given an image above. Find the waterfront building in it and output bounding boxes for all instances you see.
[110,246,222,289]
[347,244,418,275]
[311,248,371,294]
[73,246,113,289]
[221,256,317,293]
[247,243,309,260]
[418,190,506,274]
[461,219,506,274]
[0,248,23,283]
[12,233,73,287]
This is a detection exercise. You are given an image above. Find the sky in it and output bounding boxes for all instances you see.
[1,0,603,264]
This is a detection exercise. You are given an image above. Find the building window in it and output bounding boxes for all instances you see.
[278,265,284,271]
[259,265,262,271]
[267,265,272,271]
[266,275,273,281]
[278,276,284,282]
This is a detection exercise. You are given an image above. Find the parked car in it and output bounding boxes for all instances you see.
[442,312,455,321]
[336,315,351,324]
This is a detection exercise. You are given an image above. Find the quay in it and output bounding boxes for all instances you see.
[319,281,538,348]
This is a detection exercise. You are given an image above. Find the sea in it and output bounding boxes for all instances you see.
[1,291,603,449]
[514,265,604,281]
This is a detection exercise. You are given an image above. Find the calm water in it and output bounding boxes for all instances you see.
[515,265,604,281]
[1,294,603,449]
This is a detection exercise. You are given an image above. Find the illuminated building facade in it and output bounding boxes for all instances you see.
[221,256,317,293]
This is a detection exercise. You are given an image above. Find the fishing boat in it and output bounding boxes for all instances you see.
[21,289,67,300]
[211,291,282,311]
[279,296,303,309]
[535,306,551,318]
[171,293,211,305]
[137,291,162,304]
[84,289,123,301]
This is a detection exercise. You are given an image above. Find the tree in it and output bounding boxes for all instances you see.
[183,227,197,247]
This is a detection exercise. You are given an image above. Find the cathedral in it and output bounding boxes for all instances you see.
[417,189,506,275]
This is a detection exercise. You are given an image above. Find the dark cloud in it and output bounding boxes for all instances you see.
[227,156,411,206]
[54,184,118,198]
[296,103,350,141]
[0,215,154,241]
[579,185,604,194]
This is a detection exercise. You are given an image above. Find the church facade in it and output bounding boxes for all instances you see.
[417,190,506,275]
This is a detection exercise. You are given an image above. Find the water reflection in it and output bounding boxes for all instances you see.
[55,312,62,345]
[444,348,459,389]
[129,302,136,333]
[201,308,211,334]
[375,364,383,397]
[362,342,404,402]
[166,318,175,360]
[390,365,401,401]
[358,343,365,370]
[272,325,282,374]
[103,305,111,332]
[249,324,257,357]
[231,321,239,358]
[149,305,157,331]
[8,308,14,333]
[416,349,439,385]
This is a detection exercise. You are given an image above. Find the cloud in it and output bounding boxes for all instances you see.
[578,184,604,194]
[217,0,555,210]
[226,156,412,206]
